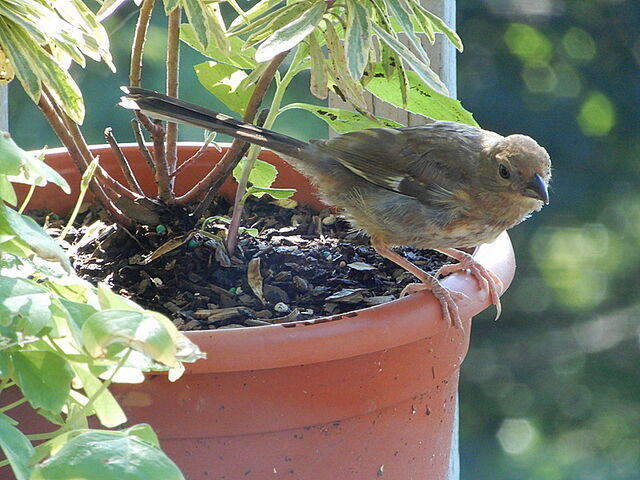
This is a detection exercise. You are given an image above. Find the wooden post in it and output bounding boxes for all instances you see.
[0,85,8,131]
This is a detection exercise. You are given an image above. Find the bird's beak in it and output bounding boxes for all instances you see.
[523,173,549,204]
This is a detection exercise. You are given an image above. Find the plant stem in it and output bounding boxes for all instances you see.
[27,349,135,443]
[130,0,154,88]
[129,0,172,204]
[18,183,36,213]
[104,127,144,195]
[131,119,156,173]
[70,349,132,424]
[0,397,27,413]
[0,378,14,391]
[165,7,181,181]
[58,157,98,242]
[226,49,303,253]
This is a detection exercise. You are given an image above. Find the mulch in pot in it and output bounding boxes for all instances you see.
[37,196,449,330]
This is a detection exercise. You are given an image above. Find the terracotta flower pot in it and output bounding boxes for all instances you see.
[14,144,516,480]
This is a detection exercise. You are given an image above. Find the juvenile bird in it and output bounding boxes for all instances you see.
[120,87,551,328]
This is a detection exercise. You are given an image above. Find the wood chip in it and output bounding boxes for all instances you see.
[364,295,397,305]
[138,232,194,264]
[247,257,265,303]
[347,261,377,271]
[325,288,367,303]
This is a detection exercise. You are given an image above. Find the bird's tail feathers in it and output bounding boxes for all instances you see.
[120,87,308,158]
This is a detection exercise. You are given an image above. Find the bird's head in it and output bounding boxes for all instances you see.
[483,133,551,209]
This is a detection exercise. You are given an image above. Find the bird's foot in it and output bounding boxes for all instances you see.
[436,253,503,320]
[400,277,467,329]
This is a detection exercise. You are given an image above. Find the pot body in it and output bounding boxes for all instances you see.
[113,327,462,480]
[8,144,516,480]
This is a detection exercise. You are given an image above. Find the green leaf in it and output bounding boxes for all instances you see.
[229,0,284,31]
[12,350,74,414]
[1,205,70,269]
[413,4,463,52]
[411,6,435,43]
[239,227,259,237]
[308,30,328,99]
[365,63,478,126]
[203,1,230,55]
[30,429,185,480]
[323,21,368,112]
[255,1,326,62]
[58,298,98,332]
[233,158,278,190]
[0,277,52,331]
[96,282,141,312]
[181,0,212,50]
[10,154,71,194]
[0,412,35,480]
[371,22,447,95]
[246,186,296,199]
[181,25,256,69]
[0,20,84,124]
[0,134,69,192]
[0,133,24,176]
[383,0,429,60]
[82,310,177,367]
[232,2,308,41]
[0,175,17,206]
[283,103,404,133]
[0,350,10,378]
[194,61,255,116]
[162,0,181,16]
[95,0,127,21]
[124,424,161,447]
[0,19,40,111]
[345,1,372,80]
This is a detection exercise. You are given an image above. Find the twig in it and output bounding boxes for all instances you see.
[225,109,270,254]
[226,47,302,254]
[165,7,181,176]
[189,141,251,219]
[171,132,217,178]
[37,91,132,226]
[58,100,139,205]
[131,118,156,174]
[128,0,172,203]
[104,127,144,195]
[138,113,172,203]
[130,0,154,88]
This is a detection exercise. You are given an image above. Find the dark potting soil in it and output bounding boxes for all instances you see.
[38,197,450,330]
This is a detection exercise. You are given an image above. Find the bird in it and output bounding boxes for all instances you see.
[120,86,551,328]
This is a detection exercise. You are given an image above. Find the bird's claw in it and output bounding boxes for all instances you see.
[400,280,467,329]
[436,259,503,320]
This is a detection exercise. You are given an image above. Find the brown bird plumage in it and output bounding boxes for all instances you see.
[120,87,551,327]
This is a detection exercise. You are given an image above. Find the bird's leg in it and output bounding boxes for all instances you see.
[371,239,466,328]
[434,248,503,320]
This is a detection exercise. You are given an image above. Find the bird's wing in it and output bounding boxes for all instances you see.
[313,123,483,203]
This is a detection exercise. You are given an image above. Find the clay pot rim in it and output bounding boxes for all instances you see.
[39,143,516,373]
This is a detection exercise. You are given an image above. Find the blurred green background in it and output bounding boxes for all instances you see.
[7,1,640,478]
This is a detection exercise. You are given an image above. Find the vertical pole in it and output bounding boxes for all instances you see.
[0,85,8,131]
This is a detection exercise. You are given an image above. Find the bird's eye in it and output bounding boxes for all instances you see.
[498,164,510,179]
